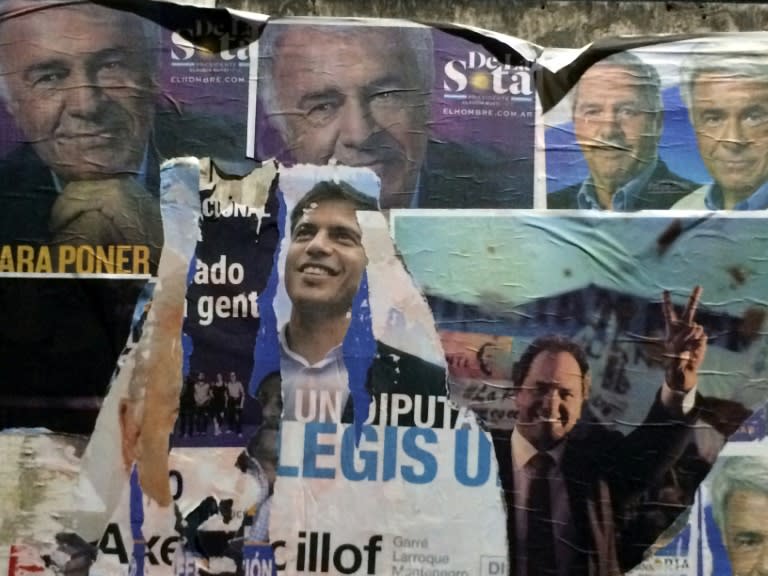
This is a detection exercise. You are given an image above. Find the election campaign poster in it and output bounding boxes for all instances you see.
[3,3,768,576]
[393,210,768,574]
[541,34,768,212]
[249,18,536,210]
[0,0,256,434]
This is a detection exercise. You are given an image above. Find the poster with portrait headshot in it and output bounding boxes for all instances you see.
[0,0,165,433]
[542,42,699,211]
[392,209,768,574]
[685,441,768,576]
[0,0,260,435]
[231,164,510,576]
[0,0,255,259]
[248,163,450,428]
[542,34,768,212]
[249,18,537,210]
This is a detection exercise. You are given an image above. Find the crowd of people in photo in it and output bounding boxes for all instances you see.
[177,371,246,436]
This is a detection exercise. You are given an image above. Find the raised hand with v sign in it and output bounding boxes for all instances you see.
[662,286,707,394]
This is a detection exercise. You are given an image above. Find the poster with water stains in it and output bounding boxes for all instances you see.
[1,1,768,576]
[393,210,768,576]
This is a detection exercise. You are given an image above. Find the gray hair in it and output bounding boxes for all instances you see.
[680,42,768,112]
[0,0,159,104]
[573,51,663,114]
[711,455,768,531]
[257,20,434,137]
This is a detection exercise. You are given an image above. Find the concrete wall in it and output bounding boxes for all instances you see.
[215,1,768,47]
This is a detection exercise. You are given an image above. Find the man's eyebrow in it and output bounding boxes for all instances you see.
[533,379,558,386]
[613,99,641,107]
[575,101,602,110]
[697,105,724,114]
[297,88,342,109]
[330,224,362,240]
[742,104,768,115]
[366,74,411,92]
[90,47,130,62]
[22,59,68,81]
[367,73,412,86]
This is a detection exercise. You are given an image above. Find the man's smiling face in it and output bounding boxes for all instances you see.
[0,3,156,181]
[284,199,368,319]
[269,27,429,208]
[515,351,586,451]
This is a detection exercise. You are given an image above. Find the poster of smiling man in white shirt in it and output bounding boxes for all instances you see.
[245,165,509,576]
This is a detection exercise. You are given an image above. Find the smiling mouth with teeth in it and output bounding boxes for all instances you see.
[300,264,337,276]
[538,416,567,425]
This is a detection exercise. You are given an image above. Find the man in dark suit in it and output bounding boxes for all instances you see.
[0,0,164,252]
[257,21,532,209]
[0,0,251,433]
[278,180,447,426]
[548,52,696,210]
[492,287,710,575]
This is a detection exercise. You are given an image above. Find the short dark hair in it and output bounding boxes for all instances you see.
[513,335,590,395]
[289,180,378,233]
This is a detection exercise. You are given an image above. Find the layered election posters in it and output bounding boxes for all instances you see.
[541,34,768,212]
[0,0,256,434]
[624,427,768,576]
[249,18,536,210]
[247,165,507,575]
[393,210,768,574]
[4,3,768,576]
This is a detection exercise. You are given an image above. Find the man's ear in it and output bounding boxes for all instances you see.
[582,373,592,400]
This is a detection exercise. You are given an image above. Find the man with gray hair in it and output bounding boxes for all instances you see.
[257,21,530,209]
[711,455,768,575]
[0,0,251,249]
[0,0,163,251]
[0,0,249,433]
[548,51,696,210]
[0,0,164,433]
[674,46,768,210]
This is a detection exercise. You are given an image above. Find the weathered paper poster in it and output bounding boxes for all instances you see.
[246,166,507,574]
[3,2,768,575]
[541,35,768,212]
[393,210,768,574]
[250,18,536,209]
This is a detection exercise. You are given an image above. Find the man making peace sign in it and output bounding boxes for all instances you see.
[492,286,727,576]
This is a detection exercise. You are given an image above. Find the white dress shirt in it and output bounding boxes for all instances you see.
[510,429,575,576]
[279,326,349,423]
